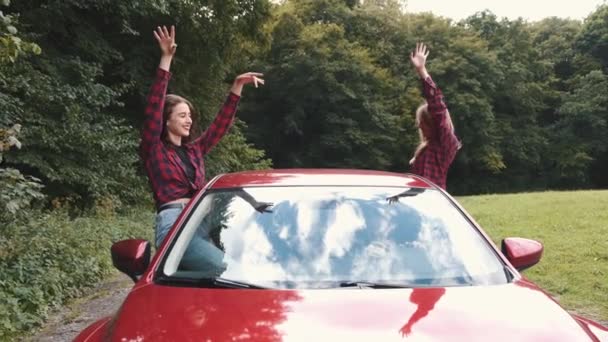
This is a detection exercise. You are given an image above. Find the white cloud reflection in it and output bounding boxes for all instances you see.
[206,187,505,287]
[318,200,365,274]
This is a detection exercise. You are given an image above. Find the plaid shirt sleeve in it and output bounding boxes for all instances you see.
[410,75,460,190]
[140,68,171,160]
[195,92,241,155]
[422,75,459,152]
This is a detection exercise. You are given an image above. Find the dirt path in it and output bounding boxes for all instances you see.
[25,273,133,342]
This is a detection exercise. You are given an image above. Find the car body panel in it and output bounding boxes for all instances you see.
[88,280,601,341]
[209,169,433,189]
[73,316,111,342]
[573,315,608,341]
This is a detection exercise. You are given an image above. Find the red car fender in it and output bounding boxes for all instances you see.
[572,314,608,342]
[72,316,112,342]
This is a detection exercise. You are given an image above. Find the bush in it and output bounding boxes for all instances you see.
[0,207,154,339]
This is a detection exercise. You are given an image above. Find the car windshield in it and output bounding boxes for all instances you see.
[160,186,509,288]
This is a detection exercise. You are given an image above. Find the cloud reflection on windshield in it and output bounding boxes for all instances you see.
[189,187,505,288]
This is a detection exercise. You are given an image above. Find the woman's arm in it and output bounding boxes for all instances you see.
[410,43,452,142]
[195,72,264,155]
[410,42,430,80]
[410,43,447,118]
[234,188,273,213]
[140,26,176,159]
[155,25,176,72]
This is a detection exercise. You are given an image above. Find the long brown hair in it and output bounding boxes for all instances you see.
[162,94,199,144]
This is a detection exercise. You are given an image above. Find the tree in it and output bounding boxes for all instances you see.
[0,1,44,220]
[240,1,400,169]
[1,0,272,207]
[549,70,608,186]
[462,12,555,191]
[576,5,608,70]
[531,17,581,84]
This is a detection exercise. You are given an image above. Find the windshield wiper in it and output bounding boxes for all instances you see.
[157,276,269,289]
[338,281,413,289]
[210,277,269,289]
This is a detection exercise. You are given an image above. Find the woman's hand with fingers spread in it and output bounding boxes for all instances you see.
[154,25,177,57]
[231,72,265,96]
[410,42,429,69]
[410,42,430,79]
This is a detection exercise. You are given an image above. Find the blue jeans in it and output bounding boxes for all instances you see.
[155,207,183,248]
[155,207,227,275]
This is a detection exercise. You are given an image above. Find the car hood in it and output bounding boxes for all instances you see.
[104,280,599,341]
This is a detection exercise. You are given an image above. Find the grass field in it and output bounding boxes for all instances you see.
[457,190,608,324]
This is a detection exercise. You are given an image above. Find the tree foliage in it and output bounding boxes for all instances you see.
[576,5,608,70]
[1,0,607,204]
[240,1,400,168]
[0,0,272,207]
[241,1,608,193]
[0,1,44,220]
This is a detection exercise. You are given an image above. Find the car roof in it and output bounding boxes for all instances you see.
[209,169,436,189]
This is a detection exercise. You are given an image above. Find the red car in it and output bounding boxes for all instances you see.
[75,169,607,341]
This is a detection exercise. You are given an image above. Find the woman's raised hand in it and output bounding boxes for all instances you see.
[234,72,265,87]
[410,42,429,70]
[410,42,430,79]
[231,72,265,96]
[154,25,177,57]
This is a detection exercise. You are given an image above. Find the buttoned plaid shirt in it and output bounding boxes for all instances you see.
[140,68,240,207]
[410,75,460,190]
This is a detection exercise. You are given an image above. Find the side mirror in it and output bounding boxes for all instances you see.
[111,239,151,282]
[501,237,543,271]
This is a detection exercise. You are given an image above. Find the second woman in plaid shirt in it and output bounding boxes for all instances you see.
[408,43,461,190]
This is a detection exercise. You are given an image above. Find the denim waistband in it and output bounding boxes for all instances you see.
[157,202,186,214]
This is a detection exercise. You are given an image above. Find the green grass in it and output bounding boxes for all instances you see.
[457,190,608,323]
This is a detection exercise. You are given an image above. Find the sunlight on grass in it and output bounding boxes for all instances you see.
[457,190,608,323]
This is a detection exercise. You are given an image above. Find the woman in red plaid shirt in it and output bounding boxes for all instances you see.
[141,25,264,263]
[408,43,461,190]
